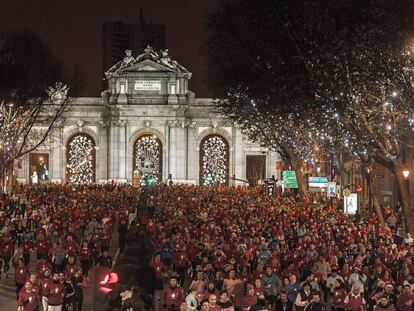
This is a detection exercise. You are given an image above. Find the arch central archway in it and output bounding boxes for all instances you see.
[199,134,229,185]
[66,133,96,184]
[133,134,163,182]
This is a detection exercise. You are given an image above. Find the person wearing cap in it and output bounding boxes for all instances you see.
[282,261,300,282]
[348,266,367,293]
[384,284,397,307]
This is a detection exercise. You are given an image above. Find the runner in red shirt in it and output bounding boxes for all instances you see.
[36,256,52,277]
[13,254,30,298]
[21,239,33,266]
[17,281,39,311]
[35,233,50,261]
[45,272,64,310]
[79,241,92,277]
[1,236,14,278]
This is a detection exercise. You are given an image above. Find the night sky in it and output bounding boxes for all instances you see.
[0,0,221,97]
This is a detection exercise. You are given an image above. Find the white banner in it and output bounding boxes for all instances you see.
[134,80,161,91]
[327,182,337,198]
[344,193,358,214]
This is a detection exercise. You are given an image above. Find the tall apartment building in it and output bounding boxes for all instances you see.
[103,18,166,72]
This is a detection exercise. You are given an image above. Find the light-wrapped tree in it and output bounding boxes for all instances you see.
[0,30,82,190]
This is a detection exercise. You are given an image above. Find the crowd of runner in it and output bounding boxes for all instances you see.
[1,183,414,311]
[0,184,136,311]
[146,185,414,311]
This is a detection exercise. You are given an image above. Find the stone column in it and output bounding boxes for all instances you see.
[109,122,120,181]
[50,124,64,183]
[187,122,198,183]
[97,121,108,183]
[233,127,246,185]
[118,120,127,181]
[168,121,186,181]
[165,121,172,179]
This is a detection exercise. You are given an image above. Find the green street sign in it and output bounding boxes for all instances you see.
[282,170,298,189]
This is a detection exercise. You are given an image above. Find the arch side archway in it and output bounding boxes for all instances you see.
[65,133,96,183]
[132,133,163,183]
[199,134,230,185]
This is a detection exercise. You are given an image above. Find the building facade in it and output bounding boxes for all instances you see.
[16,47,277,185]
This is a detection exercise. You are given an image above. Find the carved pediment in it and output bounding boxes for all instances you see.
[140,65,158,71]
[105,47,191,77]
[119,59,175,73]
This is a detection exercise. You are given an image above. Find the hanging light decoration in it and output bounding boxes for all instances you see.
[67,134,95,184]
[200,135,229,185]
[134,134,161,182]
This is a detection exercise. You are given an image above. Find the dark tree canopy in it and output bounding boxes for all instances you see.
[206,0,414,229]
[206,0,414,102]
[0,30,83,105]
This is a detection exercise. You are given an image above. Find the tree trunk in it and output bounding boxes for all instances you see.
[290,156,306,198]
[393,164,414,235]
[293,161,306,198]
[333,150,349,193]
[6,166,14,194]
[366,170,385,225]
[283,145,306,198]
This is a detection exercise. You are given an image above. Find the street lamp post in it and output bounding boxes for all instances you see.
[403,169,410,179]
[403,168,410,210]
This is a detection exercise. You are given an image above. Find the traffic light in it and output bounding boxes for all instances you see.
[266,178,275,196]
[143,174,157,187]
[356,185,363,193]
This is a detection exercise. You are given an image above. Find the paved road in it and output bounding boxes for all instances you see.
[0,224,119,311]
